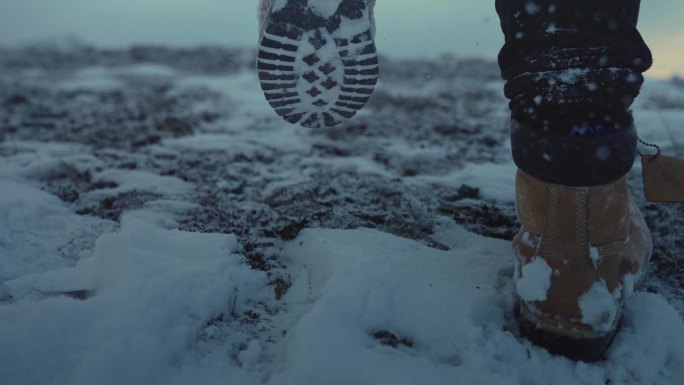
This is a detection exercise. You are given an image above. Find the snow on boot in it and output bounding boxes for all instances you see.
[513,169,652,362]
[257,0,378,128]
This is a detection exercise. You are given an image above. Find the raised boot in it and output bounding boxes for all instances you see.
[257,0,378,128]
[513,169,652,361]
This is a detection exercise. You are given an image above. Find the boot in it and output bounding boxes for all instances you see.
[257,0,379,128]
[513,169,652,361]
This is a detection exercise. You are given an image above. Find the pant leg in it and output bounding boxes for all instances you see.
[495,0,653,186]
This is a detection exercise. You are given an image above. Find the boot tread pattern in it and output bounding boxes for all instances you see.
[257,0,378,128]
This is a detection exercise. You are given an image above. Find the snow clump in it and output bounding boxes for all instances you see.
[579,280,619,332]
[516,257,553,302]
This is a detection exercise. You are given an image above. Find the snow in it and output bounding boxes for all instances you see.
[272,0,288,13]
[163,129,309,157]
[90,169,192,196]
[578,281,620,333]
[520,232,536,248]
[410,162,517,203]
[608,293,684,382]
[177,71,279,127]
[623,273,636,299]
[516,257,553,302]
[0,179,112,281]
[272,227,515,385]
[238,339,263,367]
[2,46,684,385]
[0,175,683,385]
[0,216,256,385]
[333,8,373,40]
[301,155,395,178]
[56,65,178,91]
[58,70,123,91]
[589,245,602,268]
[2,209,684,384]
[0,141,99,180]
[308,0,343,18]
[525,2,541,15]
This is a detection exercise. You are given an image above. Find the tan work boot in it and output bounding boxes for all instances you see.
[513,169,652,361]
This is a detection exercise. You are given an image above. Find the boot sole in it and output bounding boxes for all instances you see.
[516,301,621,362]
[257,0,379,128]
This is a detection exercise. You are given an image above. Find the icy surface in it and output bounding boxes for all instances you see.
[1,46,684,385]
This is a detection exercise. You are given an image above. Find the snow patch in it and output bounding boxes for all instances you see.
[555,68,590,84]
[607,293,684,383]
[237,339,263,366]
[623,274,636,299]
[2,47,684,385]
[410,162,517,203]
[273,0,288,12]
[90,169,192,196]
[301,155,394,178]
[0,217,260,385]
[117,63,178,79]
[525,2,540,14]
[308,0,342,18]
[0,141,98,180]
[516,257,552,302]
[0,180,111,281]
[589,245,602,268]
[273,228,684,385]
[520,232,536,248]
[579,281,619,332]
[334,9,372,40]
[273,228,520,384]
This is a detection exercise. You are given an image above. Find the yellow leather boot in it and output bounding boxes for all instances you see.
[513,169,652,361]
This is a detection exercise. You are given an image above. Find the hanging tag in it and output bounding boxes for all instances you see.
[641,154,684,202]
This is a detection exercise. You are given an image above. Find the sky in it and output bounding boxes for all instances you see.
[0,0,682,78]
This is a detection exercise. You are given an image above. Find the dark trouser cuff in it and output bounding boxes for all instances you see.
[511,119,637,186]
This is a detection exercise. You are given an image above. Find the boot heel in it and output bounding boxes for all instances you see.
[517,301,620,362]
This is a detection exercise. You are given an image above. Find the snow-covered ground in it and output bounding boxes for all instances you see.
[1,46,683,385]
